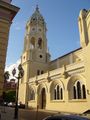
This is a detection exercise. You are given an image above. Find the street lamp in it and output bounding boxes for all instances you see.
[12,64,24,119]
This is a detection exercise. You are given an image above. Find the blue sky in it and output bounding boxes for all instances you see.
[6,0,90,66]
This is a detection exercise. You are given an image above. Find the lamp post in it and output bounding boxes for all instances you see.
[12,64,24,119]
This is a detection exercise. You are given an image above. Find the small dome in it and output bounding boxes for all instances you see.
[30,5,45,24]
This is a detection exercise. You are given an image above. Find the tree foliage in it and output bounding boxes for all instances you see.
[4,91,16,102]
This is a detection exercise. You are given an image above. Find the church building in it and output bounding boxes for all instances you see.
[18,6,90,113]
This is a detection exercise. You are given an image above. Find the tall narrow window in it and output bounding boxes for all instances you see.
[37,70,40,75]
[53,85,63,100]
[60,88,63,100]
[38,38,42,49]
[57,85,60,99]
[82,85,86,99]
[73,86,76,99]
[54,89,56,100]
[30,37,35,49]
[41,71,44,74]
[77,81,81,99]
[73,81,86,100]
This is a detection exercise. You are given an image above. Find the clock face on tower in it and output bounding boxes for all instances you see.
[32,27,35,31]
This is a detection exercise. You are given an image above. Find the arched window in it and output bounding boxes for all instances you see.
[37,70,44,75]
[54,89,56,100]
[37,70,40,75]
[77,81,81,99]
[29,89,35,100]
[73,86,76,99]
[73,80,86,99]
[82,85,86,99]
[60,88,63,100]
[38,38,42,49]
[30,37,35,49]
[57,85,60,99]
[54,85,63,100]
[41,70,44,74]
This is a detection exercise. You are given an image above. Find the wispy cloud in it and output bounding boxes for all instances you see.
[12,21,26,31]
[15,26,21,30]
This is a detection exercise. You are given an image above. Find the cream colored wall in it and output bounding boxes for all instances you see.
[82,12,90,103]
[21,52,48,79]
[46,101,88,113]
[28,76,88,113]
[28,101,37,109]
[78,10,88,47]
[49,48,82,71]
[18,84,27,104]
[78,10,90,103]
[27,59,89,113]
[87,13,90,41]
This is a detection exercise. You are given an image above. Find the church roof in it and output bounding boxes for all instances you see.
[51,47,82,63]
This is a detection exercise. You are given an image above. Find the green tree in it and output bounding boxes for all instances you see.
[5,90,16,102]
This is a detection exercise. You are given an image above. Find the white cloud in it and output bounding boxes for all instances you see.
[15,26,21,30]
[12,21,26,31]
[5,59,21,82]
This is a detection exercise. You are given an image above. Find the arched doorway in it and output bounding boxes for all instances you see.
[41,88,46,109]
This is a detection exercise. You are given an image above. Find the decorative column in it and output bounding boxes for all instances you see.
[0,0,19,99]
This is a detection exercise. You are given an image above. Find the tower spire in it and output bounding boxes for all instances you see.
[36,4,39,11]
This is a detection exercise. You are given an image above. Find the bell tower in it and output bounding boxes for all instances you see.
[22,6,50,81]
[78,9,89,47]
[78,9,90,104]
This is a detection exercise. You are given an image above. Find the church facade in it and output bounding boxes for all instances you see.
[18,7,90,113]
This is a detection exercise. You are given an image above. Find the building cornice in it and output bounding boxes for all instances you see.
[28,60,85,85]
[0,0,20,21]
[0,0,19,12]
